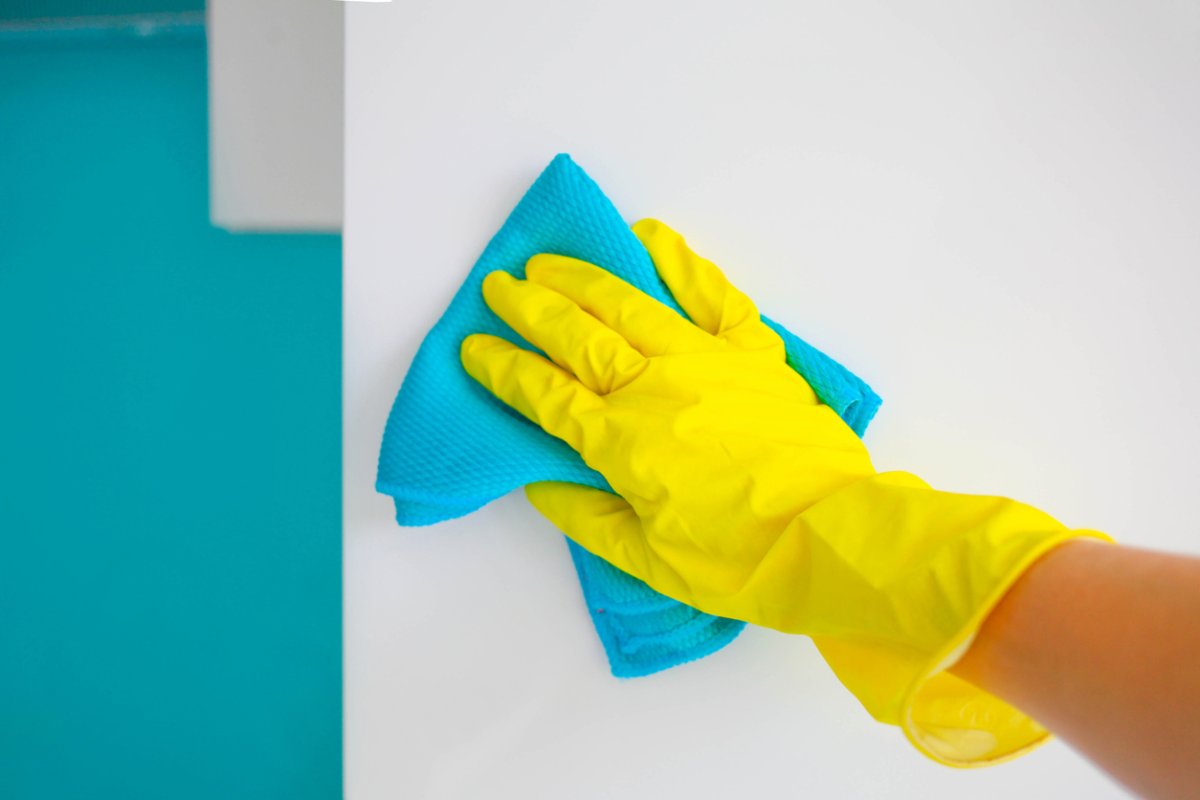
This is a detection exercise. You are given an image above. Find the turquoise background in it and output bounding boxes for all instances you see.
[0,13,341,800]
[1,0,203,20]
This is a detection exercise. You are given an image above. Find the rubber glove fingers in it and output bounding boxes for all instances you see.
[460,333,602,452]
[523,254,713,357]
[631,219,782,353]
[479,271,647,394]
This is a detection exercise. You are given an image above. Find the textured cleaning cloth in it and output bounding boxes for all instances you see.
[377,154,881,677]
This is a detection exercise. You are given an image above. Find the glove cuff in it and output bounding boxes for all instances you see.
[801,472,1112,766]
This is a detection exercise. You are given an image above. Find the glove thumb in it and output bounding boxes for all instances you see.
[525,482,659,589]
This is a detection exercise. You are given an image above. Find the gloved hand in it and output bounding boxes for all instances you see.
[460,219,1110,767]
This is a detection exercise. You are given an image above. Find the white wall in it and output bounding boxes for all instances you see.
[343,2,1200,797]
[208,0,342,231]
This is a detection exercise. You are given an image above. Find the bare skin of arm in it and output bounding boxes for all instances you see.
[949,540,1200,798]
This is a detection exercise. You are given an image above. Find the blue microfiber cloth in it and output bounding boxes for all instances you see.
[377,154,881,677]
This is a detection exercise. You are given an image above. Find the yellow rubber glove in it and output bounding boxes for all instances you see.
[460,219,1110,767]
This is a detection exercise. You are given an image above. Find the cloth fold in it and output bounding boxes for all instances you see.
[377,154,881,676]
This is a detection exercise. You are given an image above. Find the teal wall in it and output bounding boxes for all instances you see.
[0,21,341,800]
[1,1,202,20]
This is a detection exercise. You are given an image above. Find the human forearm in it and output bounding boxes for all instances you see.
[951,540,1200,798]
